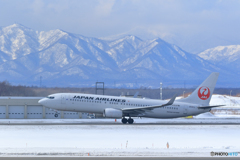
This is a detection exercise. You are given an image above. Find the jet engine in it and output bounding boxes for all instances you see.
[103,108,122,118]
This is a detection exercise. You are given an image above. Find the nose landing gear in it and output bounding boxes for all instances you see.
[122,117,134,124]
[54,113,58,117]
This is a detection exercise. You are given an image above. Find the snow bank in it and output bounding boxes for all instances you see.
[0,148,238,157]
[210,95,240,108]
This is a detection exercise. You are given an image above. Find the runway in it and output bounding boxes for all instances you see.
[0,122,239,125]
[0,116,240,126]
[0,118,240,125]
[0,157,239,160]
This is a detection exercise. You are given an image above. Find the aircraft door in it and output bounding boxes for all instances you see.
[69,95,74,104]
[61,95,66,104]
[183,107,188,114]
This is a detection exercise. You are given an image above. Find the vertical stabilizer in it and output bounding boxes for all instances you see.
[177,72,219,105]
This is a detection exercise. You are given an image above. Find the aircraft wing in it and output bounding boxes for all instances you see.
[122,94,177,115]
[198,105,225,109]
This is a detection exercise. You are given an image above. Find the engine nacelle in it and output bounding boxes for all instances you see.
[103,108,122,118]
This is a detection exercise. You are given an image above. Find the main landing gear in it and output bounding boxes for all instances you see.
[122,117,134,124]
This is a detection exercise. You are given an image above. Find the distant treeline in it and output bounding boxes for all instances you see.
[0,81,239,99]
[0,81,36,96]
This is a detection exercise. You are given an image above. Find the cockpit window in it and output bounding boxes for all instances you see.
[47,96,55,99]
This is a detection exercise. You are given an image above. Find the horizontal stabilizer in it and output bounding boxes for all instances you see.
[198,105,225,109]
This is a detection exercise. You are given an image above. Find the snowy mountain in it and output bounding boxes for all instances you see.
[0,24,237,87]
[198,45,240,74]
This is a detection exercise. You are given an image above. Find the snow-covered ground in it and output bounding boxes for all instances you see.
[0,111,240,157]
[0,124,239,157]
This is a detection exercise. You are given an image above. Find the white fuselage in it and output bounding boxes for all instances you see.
[39,93,210,118]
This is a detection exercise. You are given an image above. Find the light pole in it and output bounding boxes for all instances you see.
[160,82,162,100]
[230,90,232,106]
[183,91,185,98]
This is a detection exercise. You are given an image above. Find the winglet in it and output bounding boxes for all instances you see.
[166,94,177,105]
[133,92,139,98]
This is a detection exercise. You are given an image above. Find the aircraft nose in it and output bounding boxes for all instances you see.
[38,98,48,105]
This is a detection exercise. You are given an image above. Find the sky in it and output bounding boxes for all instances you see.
[1,0,240,53]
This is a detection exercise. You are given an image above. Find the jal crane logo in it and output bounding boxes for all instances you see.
[198,86,210,100]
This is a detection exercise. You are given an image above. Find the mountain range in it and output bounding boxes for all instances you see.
[198,45,240,75]
[0,24,238,88]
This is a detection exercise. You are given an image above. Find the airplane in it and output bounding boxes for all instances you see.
[38,72,223,124]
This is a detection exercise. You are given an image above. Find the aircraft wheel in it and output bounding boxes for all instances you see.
[122,118,128,124]
[128,118,134,124]
[54,114,58,117]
